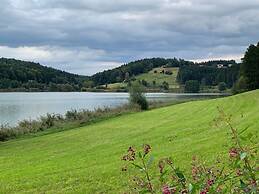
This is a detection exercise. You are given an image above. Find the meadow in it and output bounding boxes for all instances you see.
[106,67,180,91]
[0,90,258,193]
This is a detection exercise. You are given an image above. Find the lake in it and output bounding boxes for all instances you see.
[0,92,226,126]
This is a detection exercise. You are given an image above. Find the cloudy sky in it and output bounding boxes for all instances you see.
[1,0,259,75]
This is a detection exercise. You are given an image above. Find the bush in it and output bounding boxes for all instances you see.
[185,80,200,93]
[233,76,249,94]
[161,81,169,90]
[218,82,227,91]
[165,71,173,75]
[129,83,149,110]
[141,79,148,87]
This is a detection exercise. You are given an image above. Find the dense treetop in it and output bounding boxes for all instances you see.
[240,42,259,90]
[0,58,88,91]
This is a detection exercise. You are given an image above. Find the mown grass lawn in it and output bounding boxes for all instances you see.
[0,90,258,193]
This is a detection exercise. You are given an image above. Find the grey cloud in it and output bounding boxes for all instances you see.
[0,0,259,75]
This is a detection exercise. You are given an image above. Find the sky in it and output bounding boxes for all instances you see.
[1,0,259,75]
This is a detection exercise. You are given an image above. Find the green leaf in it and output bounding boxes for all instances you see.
[138,152,143,159]
[160,169,168,179]
[189,183,199,194]
[188,183,193,192]
[240,179,247,189]
[131,163,143,170]
[238,126,249,135]
[147,155,154,169]
[240,152,247,160]
[140,190,150,194]
[175,168,186,182]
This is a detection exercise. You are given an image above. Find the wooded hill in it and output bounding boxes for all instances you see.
[0,58,89,91]
[0,57,240,92]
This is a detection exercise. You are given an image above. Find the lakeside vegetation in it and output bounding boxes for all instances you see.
[0,90,258,193]
[0,93,192,141]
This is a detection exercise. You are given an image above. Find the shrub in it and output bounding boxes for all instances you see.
[165,71,173,75]
[40,113,58,128]
[218,82,227,91]
[129,83,149,110]
[161,81,169,90]
[141,79,148,87]
[233,76,249,94]
[121,109,258,193]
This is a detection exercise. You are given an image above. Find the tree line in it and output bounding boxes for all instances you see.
[234,42,259,92]
[0,58,88,91]
[177,61,240,90]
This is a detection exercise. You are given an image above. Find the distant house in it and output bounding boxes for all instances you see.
[217,64,224,68]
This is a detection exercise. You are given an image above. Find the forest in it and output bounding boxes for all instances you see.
[0,58,88,91]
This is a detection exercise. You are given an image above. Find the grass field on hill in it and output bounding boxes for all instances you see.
[0,90,258,193]
[135,67,179,89]
[106,67,180,90]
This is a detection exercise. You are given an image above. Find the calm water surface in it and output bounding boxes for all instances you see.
[0,92,225,126]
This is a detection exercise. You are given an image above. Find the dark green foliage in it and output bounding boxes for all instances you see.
[218,82,227,91]
[129,83,148,110]
[233,76,249,94]
[177,60,239,87]
[185,80,200,93]
[141,79,148,87]
[161,81,169,90]
[164,70,173,75]
[240,42,259,90]
[0,58,89,91]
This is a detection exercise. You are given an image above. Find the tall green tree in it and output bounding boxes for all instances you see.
[129,82,148,110]
[185,80,200,93]
[240,42,259,90]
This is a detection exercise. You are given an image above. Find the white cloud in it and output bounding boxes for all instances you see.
[0,45,122,75]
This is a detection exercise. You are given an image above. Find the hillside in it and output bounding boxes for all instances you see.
[91,58,239,92]
[106,67,180,91]
[0,90,258,193]
[91,58,192,86]
[0,58,88,92]
[0,57,240,92]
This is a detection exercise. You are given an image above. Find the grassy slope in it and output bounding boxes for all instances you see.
[0,90,259,193]
[135,67,179,89]
[107,67,179,90]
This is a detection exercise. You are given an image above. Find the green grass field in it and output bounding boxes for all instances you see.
[106,67,180,90]
[0,90,258,193]
[135,67,179,89]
